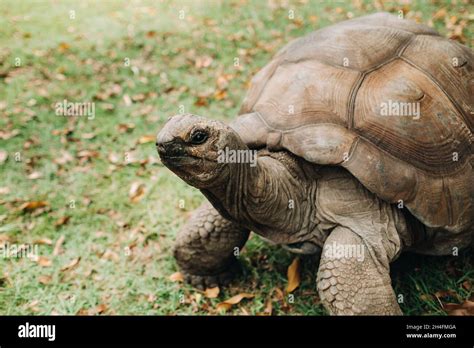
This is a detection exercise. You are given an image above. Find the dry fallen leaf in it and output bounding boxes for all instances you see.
[77,304,108,315]
[19,201,49,213]
[34,238,53,246]
[36,256,52,267]
[123,94,132,106]
[108,152,121,164]
[54,150,74,165]
[81,132,96,140]
[53,235,65,256]
[445,300,474,316]
[433,7,447,20]
[204,287,220,298]
[117,123,135,133]
[0,150,8,164]
[169,272,184,282]
[195,55,213,68]
[137,135,156,144]
[129,182,145,203]
[27,171,42,180]
[216,293,254,312]
[60,257,80,272]
[38,275,52,285]
[91,303,108,315]
[101,249,119,262]
[194,96,209,107]
[214,89,227,101]
[54,216,70,228]
[58,42,70,53]
[262,298,273,316]
[286,257,301,293]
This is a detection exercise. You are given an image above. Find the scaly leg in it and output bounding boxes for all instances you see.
[317,226,402,315]
[174,202,250,289]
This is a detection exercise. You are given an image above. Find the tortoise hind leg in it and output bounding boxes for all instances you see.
[174,202,250,289]
[317,226,402,315]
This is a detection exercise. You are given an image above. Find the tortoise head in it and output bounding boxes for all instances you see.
[156,113,245,188]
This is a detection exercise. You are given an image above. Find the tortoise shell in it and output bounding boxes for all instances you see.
[231,13,473,233]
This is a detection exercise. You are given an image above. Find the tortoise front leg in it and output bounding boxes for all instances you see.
[174,202,250,289]
[316,227,402,315]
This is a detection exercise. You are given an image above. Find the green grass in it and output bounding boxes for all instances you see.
[0,0,472,315]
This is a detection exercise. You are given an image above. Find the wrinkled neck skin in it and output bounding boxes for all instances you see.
[202,151,322,245]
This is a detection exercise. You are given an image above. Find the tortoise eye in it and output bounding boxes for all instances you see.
[189,130,208,145]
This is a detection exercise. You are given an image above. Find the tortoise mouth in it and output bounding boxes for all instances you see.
[159,153,196,166]
[159,152,217,167]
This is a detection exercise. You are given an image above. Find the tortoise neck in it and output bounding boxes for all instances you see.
[202,149,262,224]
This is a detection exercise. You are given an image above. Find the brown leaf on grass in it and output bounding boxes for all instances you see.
[102,249,120,262]
[77,308,89,315]
[216,74,233,90]
[216,293,254,312]
[81,132,96,140]
[91,304,108,315]
[204,287,220,298]
[462,281,471,291]
[0,129,20,140]
[433,8,447,20]
[77,150,99,160]
[117,123,135,133]
[262,299,273,316]
[60,257,80,272]
[129,182,145,203]
[36,256,52,267]
[195,55,213,68]
[445,300,474,316]
[123,94,132,106]
[0,150,8,164]
[54,216,70,228]
[77,304,108,316]
[137,135,156,144]
[38,275,52,285]
[146,30,156,38]
[33,238,53,246]
[27,171,42,180]
[286,257,301,293]
[131,94,146,102]
[273,287,285,301]
[0,187,10,195]
[58,42,70,53]
[53,150,74,165]
[169,272,184,282]
[53,235,65,256]
[19,201,49,213]
[108,152,121,164]
[194,96,209,107]
[214,89,227,101]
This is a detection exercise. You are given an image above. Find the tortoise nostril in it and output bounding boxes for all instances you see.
[156,142,166,154]
[157,141,185,157]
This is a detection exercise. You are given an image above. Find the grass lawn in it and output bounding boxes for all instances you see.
[0,0,472,315]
